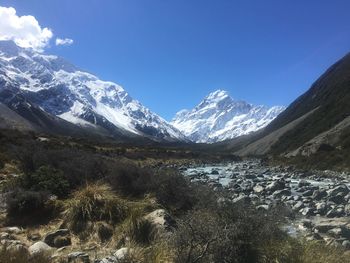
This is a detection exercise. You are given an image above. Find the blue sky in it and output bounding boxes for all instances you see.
[1,0,350,120]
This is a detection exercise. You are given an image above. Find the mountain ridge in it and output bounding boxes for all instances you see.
[0,40,187,142]
[171,89,285,143]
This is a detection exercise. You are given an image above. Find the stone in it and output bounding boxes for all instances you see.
[328,185,349,197]
[144,209,176,231]
[0,232,10,240]
[44,229,70,247]
[256,205,269,211]
[300,207,314,216]
[266,180,285,192]
[328,194,345,205]
[315,202,327,215]
[28,241,52,255]
[232,195,251,204]
[5,227,22,234]
[298,180,310,187]
[292,201,304,211]
[27,233,41,241]
[327,207,345,218]
[342,240,350,249]
[68,252,90,263]
[312,190,328,200]
[273,189,291,199]
[53,236,71,248]
[302,190,314,197]
[114,247,134,260]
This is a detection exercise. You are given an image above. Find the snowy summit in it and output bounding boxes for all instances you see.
[171,90,285,143]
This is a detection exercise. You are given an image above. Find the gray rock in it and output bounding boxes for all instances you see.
[328,194,345,205]
[144,209,175,231]
[44,229,70,247]
[326,208,345,218]
[312,190,328,200]
[266,180,285,192]
[328,185,349,197]
[273,189,291,199]
[293,201,304,211]
[28,241,52,255]
[342,240,350,249]
[298,180,310,187]
[302,190,314,197]
[5,227,22,234]
[68,252,90,263]
[114,247,134,260]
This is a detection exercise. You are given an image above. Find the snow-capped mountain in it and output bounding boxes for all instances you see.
[0,40,186,142]
[171,90,285,143]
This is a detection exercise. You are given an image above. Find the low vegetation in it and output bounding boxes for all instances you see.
[0,129,349,262]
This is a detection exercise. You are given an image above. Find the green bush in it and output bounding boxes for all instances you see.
[23,166,70,197]
[6,189,56,226]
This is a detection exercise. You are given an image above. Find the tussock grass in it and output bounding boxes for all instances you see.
[260,238,350,263]
[64,183,129,233]
[0,246,51,263]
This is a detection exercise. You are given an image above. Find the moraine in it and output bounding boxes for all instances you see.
[180,160,350,249]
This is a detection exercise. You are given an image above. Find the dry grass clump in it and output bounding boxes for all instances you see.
[260,238,350,263]
[0,246,51,263]
[64,183,129,233]
[301,241,350,263]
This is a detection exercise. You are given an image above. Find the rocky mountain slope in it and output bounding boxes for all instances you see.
[171,90,285,143]
[224,52,350,168]
[0,40,186,142]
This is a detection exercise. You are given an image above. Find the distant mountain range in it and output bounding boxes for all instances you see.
[0,40,285,143]
[172,90,285,143]
[0,40,186,142]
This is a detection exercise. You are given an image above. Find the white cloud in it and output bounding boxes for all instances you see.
[55,38,74,46]
[0,6,53,51]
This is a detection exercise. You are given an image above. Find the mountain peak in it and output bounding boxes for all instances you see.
[205,89,230,101]
[0,41,187,142]
[172,91,285,143]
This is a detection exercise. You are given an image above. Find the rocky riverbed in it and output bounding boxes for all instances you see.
[180,160,350,249]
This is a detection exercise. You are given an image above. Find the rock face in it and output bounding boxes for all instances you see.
[0,40,186,142]
[171,90,285,143]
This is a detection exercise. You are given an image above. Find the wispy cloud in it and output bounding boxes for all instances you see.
[55,37,74,46]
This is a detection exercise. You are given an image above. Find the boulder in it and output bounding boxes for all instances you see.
[68,252,90,263]
[302,190,314,197]
[28,241,52,255]
[144,209,176,231]
[328,185,349,197]
[328,194,345,205]
[298,180,310,187]
[292,201,304,211]
[266,180,285,192]
[44,229,70,248]
[114,247,134,260]
[273,189,291,199]
[312,190,328,200]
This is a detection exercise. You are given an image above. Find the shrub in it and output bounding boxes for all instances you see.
[96,222,114,242]
[65,183,128,233]
[22,166,70,198]
[107,167,195,213]
[121,215,155,245]
[6,189,57,226]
